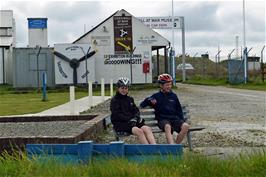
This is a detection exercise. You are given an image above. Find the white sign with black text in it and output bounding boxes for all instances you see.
[138,16,182,29]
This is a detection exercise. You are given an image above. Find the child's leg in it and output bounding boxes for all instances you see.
[175,123,190,144]
[164,123,174,144]
[132,127,149,144]
[140,126,156,144]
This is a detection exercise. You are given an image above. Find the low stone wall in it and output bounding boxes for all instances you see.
[0,114,110,152]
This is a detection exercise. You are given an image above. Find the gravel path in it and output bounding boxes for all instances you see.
[0,121,88,137]
[92,84,266,150]
[1,83,264,155]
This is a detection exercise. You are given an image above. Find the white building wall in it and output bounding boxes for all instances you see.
[75,10,169,84]
[28,28,48,47]
[0,10,15,84]
[28,18,48,48]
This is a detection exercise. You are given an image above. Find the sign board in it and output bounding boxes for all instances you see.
[28,18,47,29]
[113,16,133,54]
[138,16,181,29]
[54,44,95,84]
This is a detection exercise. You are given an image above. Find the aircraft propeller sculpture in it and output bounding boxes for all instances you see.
[53,48,96,85]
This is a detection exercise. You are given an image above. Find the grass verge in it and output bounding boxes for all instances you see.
[0,150,265,177]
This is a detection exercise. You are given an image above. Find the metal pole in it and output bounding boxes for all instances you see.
[236,36,239,59]
[215,49,221,78]
[261,45,265,63]
[36,46,41,90]
[243,0,247,83]
[129,47,136,84]
[42,72,47,101]
[181,17,186,82]
[228,49,235,60]
[2,48,4,84]
[130,54,133,84]
[171,0,176,85]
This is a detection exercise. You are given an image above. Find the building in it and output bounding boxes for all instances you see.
[0,10,16,84]
[71,9,170,84]
[27,18,48,48]
[12,9,171,88]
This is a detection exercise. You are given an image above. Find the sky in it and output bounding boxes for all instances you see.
[1,0,265,61]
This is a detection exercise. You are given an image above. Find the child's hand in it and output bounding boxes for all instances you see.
[150,99,157,105]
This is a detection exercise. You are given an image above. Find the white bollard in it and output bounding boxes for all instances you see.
[110,79,113,97]
[101,78,105,101]
[69,86,75,115]
[88,81,93,107]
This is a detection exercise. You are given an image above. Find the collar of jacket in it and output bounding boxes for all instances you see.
[115,91,128,98]
[159,89,172,95]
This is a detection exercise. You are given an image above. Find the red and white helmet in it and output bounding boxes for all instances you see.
[158,73,173,84]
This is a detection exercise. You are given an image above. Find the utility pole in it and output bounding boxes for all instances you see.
[243,0,247,83]
[181,16,186,82]
[171,0,176,85]
[215,49,222,78]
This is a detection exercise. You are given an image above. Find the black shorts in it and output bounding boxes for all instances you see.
[158,119,184,133]
[115,121,145,134]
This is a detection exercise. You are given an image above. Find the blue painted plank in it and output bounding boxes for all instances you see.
[77,141,93,163]
[92,144,110,155]
[26,144,78,154]
[26,141,183,164]
[124,144,183,155]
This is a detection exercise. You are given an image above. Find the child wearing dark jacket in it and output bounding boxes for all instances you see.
[110,77,156,144]
[140,74,190,144]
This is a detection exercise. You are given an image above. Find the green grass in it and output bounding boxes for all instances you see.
[0,78,265,116]
[181,76,266,91]
[0,85,112,116]
[0,150,265,177]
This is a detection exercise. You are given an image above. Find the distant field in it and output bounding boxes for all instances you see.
[0,78,265,116]
[0,85,110,116]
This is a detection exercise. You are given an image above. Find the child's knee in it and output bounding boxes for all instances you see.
[164,124,172,132]
[141,126,152,132]
[182,123,190,131]
[132,127,144,136]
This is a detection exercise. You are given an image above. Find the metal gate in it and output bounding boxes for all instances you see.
[227,59,245,84]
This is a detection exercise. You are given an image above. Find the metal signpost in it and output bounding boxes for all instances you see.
[138,15,186,83]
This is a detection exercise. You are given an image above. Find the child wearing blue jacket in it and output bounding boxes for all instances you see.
[140,74,190,144]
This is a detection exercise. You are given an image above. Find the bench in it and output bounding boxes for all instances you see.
[114,105,205,151]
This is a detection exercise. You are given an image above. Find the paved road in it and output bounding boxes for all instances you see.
[38,96,111,115]
[98,84,266,149]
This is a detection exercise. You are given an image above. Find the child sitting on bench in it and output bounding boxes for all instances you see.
[140,74,190,144]
[110,77,156,144]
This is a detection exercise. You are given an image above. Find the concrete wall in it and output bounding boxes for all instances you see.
[13,48,55,88]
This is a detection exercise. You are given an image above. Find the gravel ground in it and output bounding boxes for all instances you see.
[90,84,266,153]
[1,84,265,155]
[0,121,88,137]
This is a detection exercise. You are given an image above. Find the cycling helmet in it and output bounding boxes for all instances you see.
[116,77,130,87]
[158,73,173,84]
